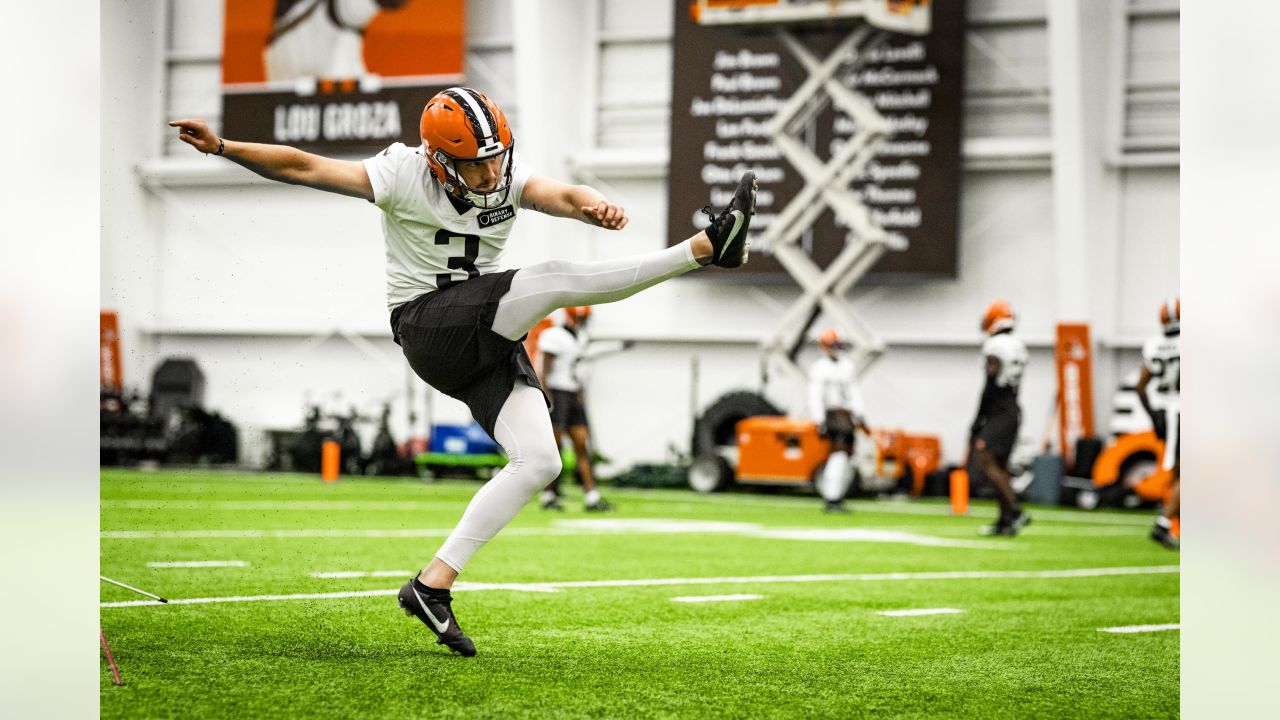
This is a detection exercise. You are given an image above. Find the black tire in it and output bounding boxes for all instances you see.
[1098,451,1158,507]
[691,390,781,456]
[688,454,732,494]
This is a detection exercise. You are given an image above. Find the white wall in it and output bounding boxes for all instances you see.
[100,0,1179,469]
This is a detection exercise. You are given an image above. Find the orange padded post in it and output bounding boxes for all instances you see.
[949,468,969,515]
[321,440,340,482]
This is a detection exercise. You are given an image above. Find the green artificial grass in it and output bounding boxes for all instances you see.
[100,469,1178,719]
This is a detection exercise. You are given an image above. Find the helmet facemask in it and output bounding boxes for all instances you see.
[432,143,514,210]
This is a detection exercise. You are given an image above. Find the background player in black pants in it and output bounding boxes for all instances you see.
[970,301,1031,536]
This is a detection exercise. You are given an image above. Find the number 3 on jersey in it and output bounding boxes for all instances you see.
[434,229,481,290]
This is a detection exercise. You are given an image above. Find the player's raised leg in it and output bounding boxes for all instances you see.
[491,171,757,341]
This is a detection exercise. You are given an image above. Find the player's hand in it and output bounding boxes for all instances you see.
[169,119,222,155]
[583,200,628,230]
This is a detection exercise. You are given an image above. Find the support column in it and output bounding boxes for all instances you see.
[508,0,596,264]
[1046,0,1121,333]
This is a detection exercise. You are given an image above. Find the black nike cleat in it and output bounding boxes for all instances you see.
[398,577,476,657]
[584,497,613,512]
[823,500,850,514]
[1150,523,1179,551]
[699,171,757,268]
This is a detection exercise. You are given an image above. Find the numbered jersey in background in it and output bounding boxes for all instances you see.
[363,142,534,309]
[1142,333,1180,408]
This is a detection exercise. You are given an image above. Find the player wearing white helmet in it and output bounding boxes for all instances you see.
[1137,297,1180,550]
[169,86,758,656]
[971,301,1031,536]
[808,328,871,513]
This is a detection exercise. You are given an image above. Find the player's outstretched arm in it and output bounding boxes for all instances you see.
[521,175,628,230]
[168,119,374,201]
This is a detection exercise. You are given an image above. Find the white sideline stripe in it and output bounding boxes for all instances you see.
[311,570,411,579]
[101,527,596,540]
[147,561,247,568]
[1097,623,1180,634]
[104,500,461,511]
[103,489,1152,527]
[878,608,965,617]
[671,594,763,603]
[100,565,1178,608]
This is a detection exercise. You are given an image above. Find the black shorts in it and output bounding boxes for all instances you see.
[822,409,856,448]
[390,269,547,439]
[550,389,589,430]
[975,410,1020,467]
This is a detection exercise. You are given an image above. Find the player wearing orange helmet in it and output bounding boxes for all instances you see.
[1137,297,1180,550]
[971,301,1031,536]
[808,328,871,513]
[536,305,614,512]
[170,86,758,656]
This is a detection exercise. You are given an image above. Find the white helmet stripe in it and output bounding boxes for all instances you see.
[451,87,493,140]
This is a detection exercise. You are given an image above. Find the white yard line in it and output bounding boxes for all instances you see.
[103,489,1152,527]
[146,561,248,568]
[311,570,412,579]
[878,608,965,617]
[1097,623,1180,634]
[102,520,1007,550]
[100,565,1178,608]
[104,500,460,511]
[671,594,764,603]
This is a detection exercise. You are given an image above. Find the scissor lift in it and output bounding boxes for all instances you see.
[692,0,931,407]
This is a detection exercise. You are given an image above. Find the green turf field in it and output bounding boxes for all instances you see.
[100,469,1178,719]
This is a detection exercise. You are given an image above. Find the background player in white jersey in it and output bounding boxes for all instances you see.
[169,86,758,656]
[1137,298,1180,550]
[536,305,612,512]
[808,328,871,513]
[969,301,1031,536]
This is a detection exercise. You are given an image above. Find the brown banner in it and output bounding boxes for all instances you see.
[222,0,465,155]
[667,0,965,280]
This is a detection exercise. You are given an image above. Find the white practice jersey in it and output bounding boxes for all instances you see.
[538,326,587,392]
[982,332,1028,390]
[364,142,534,309]
[808,354,865,423]
[1142,332,1180,409]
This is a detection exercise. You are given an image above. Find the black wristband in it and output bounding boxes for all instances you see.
[214,139,225,156]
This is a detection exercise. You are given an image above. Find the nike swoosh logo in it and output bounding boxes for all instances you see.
[720,211,745,257]
[411,586,450,633]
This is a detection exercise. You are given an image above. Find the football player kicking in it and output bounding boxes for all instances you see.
[808,328,871,513]
[970,301,1032,536]
[170,87,757,656]
[1137,298,1180,550]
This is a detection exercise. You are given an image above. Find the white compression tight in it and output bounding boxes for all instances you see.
[434,240,701,571]
[490,240,700,341]
[435,380,561,571]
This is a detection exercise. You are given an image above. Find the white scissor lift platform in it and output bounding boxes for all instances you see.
[692,0,931,401]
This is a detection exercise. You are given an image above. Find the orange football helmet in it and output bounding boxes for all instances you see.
[1160,297,1180,336]
[819,327,848,353]
[420,87,515,209]
[565,306,592,326]
[981,300,1016,335]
